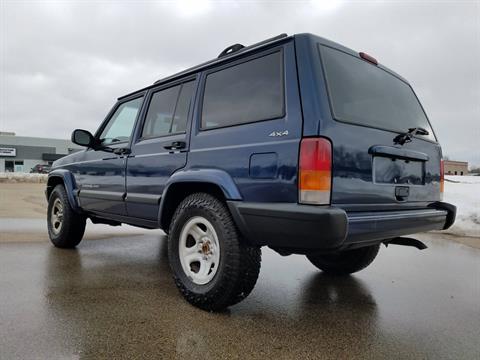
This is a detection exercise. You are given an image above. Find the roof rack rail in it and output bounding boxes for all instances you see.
[144,33,289,89]
[217,33,287,59]
[218,44,245,58]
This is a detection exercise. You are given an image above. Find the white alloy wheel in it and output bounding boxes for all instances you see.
[179,216,220,285]
[50,197,64,235]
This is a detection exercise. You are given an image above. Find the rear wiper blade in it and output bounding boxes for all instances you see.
[394,127,429,145]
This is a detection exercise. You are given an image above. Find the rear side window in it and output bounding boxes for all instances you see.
[172,81,195,133]
[142,80,195,138]
[201,51,284,130]
[320,45,435,141]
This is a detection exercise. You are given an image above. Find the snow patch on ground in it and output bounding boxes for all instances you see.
[0,172,47,183]
[443,175,480,237]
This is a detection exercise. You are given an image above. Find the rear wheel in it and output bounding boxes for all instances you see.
[168,193,261,311]
[307,244,380,275]
[47,184,86,248]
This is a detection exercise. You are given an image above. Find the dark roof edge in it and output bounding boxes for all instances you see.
[118,33,291,100]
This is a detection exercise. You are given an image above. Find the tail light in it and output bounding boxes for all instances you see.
[440,159,444,199]
[299,137,332,205]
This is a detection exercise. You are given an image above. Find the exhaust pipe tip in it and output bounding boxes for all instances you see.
[384,237,428,250]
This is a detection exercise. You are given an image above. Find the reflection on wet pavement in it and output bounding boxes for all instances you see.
[0,233,479,359]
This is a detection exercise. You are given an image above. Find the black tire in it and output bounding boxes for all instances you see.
[47,184,86,248]
[307,245,380,275]
[168,193,261,311]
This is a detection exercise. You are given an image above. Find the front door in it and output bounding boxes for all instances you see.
[75,96,144,216]
[126,79,196,221]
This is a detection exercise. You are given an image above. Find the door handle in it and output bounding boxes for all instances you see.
[395,186,409,201]
[163,141,186,150]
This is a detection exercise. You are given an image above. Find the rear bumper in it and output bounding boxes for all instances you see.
[227,201,456,253]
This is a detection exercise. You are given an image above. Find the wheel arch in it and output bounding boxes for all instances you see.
[158,169,242,231]
[46,170,81,213]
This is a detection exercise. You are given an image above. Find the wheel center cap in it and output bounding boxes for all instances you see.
[201,241,211,255]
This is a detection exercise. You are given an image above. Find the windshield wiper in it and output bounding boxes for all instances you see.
[394,127,429,145]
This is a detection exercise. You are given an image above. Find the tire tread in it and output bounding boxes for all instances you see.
[47,184,86,248]
[168,193,261,311]
[307,245,380,275]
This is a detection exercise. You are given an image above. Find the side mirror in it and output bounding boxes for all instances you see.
[71,129,95,148]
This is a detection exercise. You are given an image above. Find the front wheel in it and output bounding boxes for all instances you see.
[168,193,261,311]
[47,184,86,248]
[307,244,380,275]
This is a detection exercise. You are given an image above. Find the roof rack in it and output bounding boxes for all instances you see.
[216,34,288,58]
[217,33,287,59]
[152,33,288,85]
[218,44,245,58]
[118,33,289,99]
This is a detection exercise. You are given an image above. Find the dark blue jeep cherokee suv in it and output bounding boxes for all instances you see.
[46,33,456,311]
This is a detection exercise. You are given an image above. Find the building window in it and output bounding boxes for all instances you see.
[5,160,14,172]
[14,161,24,172]
[461,171,463,176]
[454,171,457,175]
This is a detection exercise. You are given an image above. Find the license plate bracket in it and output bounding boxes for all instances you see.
[373,156,425,185]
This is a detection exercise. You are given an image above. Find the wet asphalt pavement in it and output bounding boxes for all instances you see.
[0,232,479,359]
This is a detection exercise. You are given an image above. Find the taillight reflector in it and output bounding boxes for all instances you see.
[299,137,332,205]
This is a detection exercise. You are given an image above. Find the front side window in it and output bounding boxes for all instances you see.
[201,51,284,130]
[100,97,144,145]
[142,80,195,138]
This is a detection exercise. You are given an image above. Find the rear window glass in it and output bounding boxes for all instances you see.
[320,45,436,141]
[172,81,195,133]
[201,51,284,129]
[142,80,195,138]
[142,85,180,138]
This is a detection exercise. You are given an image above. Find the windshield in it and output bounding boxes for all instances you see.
[320,45,436,142]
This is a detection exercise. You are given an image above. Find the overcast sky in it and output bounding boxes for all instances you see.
[1,0,479,165]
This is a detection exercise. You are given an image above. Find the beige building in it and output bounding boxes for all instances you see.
[444,160,468,176]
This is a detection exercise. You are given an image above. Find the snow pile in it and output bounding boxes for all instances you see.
[0,172,48,183]
[443,175,480,237]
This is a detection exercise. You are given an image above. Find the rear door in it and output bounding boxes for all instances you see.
[317,43,442,210]
[125,77,197,220]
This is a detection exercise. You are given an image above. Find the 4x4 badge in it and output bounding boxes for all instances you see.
[268,130,289,137]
